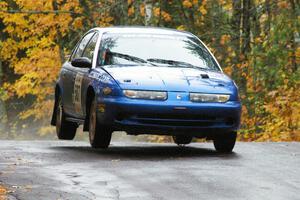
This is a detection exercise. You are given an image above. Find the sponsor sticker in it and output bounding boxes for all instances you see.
[73,73,83,114]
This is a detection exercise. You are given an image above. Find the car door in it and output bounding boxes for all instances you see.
[79,32,99,118]
[63,32,95,116]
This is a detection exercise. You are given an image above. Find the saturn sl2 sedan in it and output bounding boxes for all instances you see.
[51,27,241,152]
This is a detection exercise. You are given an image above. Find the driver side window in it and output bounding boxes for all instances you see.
[71,32,95,60]
[82,33,99,61]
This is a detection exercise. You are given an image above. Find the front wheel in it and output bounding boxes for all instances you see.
[173,135,193,146]
[89,98,112,148]
[213,132,237,153]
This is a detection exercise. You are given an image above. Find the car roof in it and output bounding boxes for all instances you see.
[91,26,194,37]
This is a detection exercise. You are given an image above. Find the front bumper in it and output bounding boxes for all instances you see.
[96,95,241,138]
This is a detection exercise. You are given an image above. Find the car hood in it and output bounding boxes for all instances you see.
[103,65,235,94]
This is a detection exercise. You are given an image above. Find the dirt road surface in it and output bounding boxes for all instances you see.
[0,141,299,200]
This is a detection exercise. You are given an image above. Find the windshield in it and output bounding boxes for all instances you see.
[98,33,220,71]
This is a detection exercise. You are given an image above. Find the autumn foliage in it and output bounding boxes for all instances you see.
[0,0,299,141]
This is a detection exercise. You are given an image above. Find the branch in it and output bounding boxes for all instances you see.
[0,10,80,15]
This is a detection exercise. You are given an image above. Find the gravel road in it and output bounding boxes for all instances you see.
[0,140,299,200]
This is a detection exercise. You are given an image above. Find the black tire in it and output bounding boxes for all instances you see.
[213,132,237,153]
[89,98,112,148]
[56,95,77,140]
[173,135,193,145]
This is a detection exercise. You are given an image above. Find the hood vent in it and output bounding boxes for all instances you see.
[123,79,132,83]
[200,74,209,79]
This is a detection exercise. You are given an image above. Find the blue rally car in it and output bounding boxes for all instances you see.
[51,27,241,152]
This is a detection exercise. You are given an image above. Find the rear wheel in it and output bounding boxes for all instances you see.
[173,135,193,146]
[213,132,237,153]
[56,95,77,140]
[89,98,112,148]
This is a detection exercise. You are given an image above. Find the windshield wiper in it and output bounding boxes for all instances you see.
[106,51,156,66]
[146,58,214,71]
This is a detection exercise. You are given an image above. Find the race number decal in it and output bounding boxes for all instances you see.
[73,73,83,114]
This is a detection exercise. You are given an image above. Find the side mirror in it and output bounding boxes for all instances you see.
[71,57,92,68]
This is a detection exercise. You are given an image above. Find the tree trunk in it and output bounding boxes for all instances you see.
[145,0,152,26]
[231,0,242,80]
[289,0,298,72]
[264,0,271,34]
[0,61,8,138]
[241,0,251,55]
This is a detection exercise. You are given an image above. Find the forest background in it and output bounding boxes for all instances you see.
[0,0,299,141]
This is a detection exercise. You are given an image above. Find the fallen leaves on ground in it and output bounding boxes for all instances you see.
[0,185,7,200]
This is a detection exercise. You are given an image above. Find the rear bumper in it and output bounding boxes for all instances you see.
[96,96,241,138]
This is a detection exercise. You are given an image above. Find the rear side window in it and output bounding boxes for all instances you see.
[82,33,99,61]
[72,32,95,60]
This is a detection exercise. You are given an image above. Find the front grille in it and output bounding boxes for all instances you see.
[136,113,217,121]
[136,119,217,126]
[116,112,234,127]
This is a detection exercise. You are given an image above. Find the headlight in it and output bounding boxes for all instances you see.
[190,93,230,103]
[123,90,167,100]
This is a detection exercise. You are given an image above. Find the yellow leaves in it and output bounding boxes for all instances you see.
[62,0,82,13]
[72,17,83,29]
[0,38,19,62]
[239,54,246,61]
[0,185,7,195]
[254,37,263,44]
[0,1,7,9]
[128,6,134,17]
[277,1,289,9]
[14,72,39,98]
[177,25,186,31]
[161,11,172,22]
[17,0,49,10]
[38,37,54,48]
[95,12,113,27]
[223,65,233,76]
[0,1,114,123]
[260,87,300,141]
[296,47,300,64]
[2,13,28,32]
[140,4,145,17]
[192,0,198,5]
[236,61,249,69]
[152,8,171,22]
[198,5,207,15]
[3,39,61,116]
[0,185,7,200]
[220,34,231,45]
[267,90,278,98]
[219,0,232,11]
[153,7,160,17]
[4,24,15,34]
[182,0,193,8]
